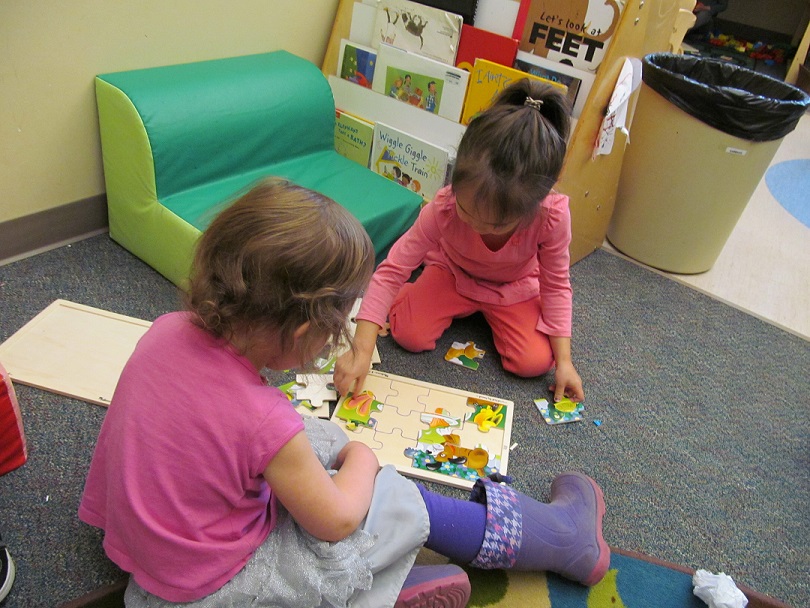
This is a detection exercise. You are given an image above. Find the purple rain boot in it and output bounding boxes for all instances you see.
[468,471,610,586]
[394,564,471,608]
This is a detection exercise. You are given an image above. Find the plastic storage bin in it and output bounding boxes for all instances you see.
[608,53,810,273]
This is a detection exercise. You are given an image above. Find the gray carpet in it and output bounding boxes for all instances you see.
[0,234,807,608]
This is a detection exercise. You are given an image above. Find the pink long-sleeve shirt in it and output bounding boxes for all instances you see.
[358,185,573,337]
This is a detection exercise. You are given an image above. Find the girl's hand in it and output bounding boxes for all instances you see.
[547,336,585,403]
[334,320,379,395]
[550,360,585,403]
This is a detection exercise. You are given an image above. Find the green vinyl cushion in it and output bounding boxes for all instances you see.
[95,50,421,287]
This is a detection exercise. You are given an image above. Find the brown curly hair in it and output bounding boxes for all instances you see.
[185,177,375,367]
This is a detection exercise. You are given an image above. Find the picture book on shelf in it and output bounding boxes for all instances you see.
[372,0,464,65]
[460,57,567,125]
[370,121,450,203]
[413,0,479,25]
[350,1,377,47]
[372,43,470,123]
[513,50,595,117]
[455,23,519,72]
[329,75,467,158]
[338,39,377,89]
[512,0,626,72]
[473,0,522,38]
[334,109,375,168]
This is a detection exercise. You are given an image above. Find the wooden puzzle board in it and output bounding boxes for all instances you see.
[0,300,151,407]
[330,370,514,489]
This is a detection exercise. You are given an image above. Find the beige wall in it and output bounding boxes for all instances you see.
[722,0,808,37]
[0,0,339,225]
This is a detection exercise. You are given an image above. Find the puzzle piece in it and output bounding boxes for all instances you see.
[417,391,470,421]
[294,374,337,409]
[334,390,384,430]
[372,427,415,460]
[277,380,322,418]
[445,340,485,370]
[534,398,585,425]
[467,399,507,432]
[386,379,429,417]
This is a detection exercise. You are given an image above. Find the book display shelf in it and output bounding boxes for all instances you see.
[322,0,695,264]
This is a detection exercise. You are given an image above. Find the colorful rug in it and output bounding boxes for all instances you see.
[415,547,790,608]
[61,547,791,608]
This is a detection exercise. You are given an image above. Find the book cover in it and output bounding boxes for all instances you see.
[370,121,450,203]
[334,109,375,168]
[414,0,478,25]
[460,57,567,125]
[513,50,595,117]
[456,23,519,72]
[512,0,625,72]
[372,43,470,122]
[372,0,464,65]
[473,0,521,37]
[350,1,378,47]
[329,75,467,156]
[338,39,378,89]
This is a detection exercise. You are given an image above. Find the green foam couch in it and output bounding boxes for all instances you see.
[96,50,421,287]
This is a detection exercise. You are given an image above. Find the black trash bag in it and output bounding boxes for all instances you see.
[642,52,810,142]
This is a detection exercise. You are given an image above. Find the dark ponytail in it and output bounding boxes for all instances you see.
[451,79,571,226]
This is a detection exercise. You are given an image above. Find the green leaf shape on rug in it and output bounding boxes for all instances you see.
[465,567,553,607]
[466,567,509,606]
[587,569,625,608]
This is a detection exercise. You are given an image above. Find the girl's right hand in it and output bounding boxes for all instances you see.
[334,320,380,395]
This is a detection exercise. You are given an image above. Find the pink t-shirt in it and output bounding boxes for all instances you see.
[359,185,574,336]
[79,312,304,602]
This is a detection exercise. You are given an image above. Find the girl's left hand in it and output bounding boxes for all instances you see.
[550,361,585,403]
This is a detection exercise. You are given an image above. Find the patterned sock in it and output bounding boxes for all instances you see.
[417,483,486,563]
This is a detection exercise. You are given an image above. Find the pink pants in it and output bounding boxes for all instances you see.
[389,265,554,377]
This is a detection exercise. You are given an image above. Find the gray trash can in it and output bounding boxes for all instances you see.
[609,53,810,274]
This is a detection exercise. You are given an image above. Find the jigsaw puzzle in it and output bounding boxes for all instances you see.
[330,370,514,489]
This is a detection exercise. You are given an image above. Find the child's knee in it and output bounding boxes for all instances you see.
[390,321,436,353]
[501,350,554,377]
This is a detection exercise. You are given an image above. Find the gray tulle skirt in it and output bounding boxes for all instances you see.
[124,417,430,608]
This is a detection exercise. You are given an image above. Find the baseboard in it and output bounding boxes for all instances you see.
[0,195,108,264]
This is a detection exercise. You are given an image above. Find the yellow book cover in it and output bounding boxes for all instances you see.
[460,58,567,125]
[334,110,375,168]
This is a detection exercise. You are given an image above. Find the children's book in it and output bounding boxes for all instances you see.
[370,121,450,203]
[513,50,595,117]
[372,43,470,122]
[372,0,464,65]
[512,0,626,72]
[330,370,514,489]
[337,39,378,89]
[455,23,519,72]
[329,75,467,157]
[350,1,378,47]
[413,0,478,26]
[334,109,375,168]
[473,0,522,38]
[460,57,567,125]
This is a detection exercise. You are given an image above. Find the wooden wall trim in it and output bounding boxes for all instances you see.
[0,195,108,265]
